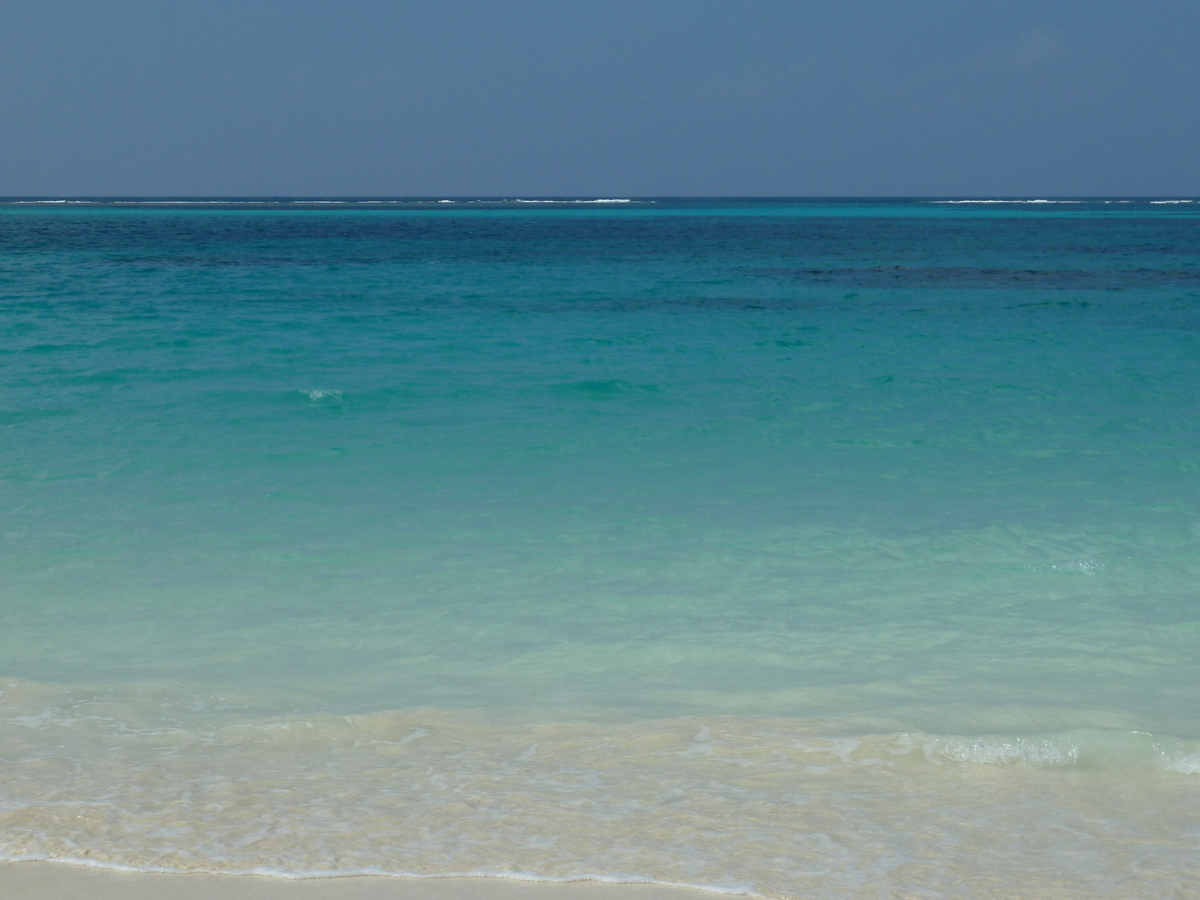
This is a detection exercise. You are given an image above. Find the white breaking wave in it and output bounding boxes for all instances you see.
[917,729,1200,772]
[931,199,1082,204]
[510,199,635,204]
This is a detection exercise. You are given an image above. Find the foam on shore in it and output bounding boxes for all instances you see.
[3,679,1199,898]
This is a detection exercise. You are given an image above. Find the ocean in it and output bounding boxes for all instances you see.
[1,198,1198,898]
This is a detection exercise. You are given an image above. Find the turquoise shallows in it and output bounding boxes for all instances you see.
[2,199,1198,897]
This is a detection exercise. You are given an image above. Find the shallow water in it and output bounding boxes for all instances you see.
[2,199,1199,897]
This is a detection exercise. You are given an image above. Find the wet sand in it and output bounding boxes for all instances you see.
[0,863,733,900]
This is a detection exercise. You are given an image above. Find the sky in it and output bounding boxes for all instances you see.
[1,0,1198,197]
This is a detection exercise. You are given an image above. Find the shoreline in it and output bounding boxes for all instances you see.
[0,863,743,900]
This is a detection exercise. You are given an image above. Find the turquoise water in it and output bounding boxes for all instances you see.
[2,199,1199,898]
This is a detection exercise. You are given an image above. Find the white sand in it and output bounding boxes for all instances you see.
[0,863,730,900]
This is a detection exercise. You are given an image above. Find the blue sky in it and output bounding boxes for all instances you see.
[2,0,1197,196]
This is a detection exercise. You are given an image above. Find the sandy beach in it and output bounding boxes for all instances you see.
[0,864,730,900]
